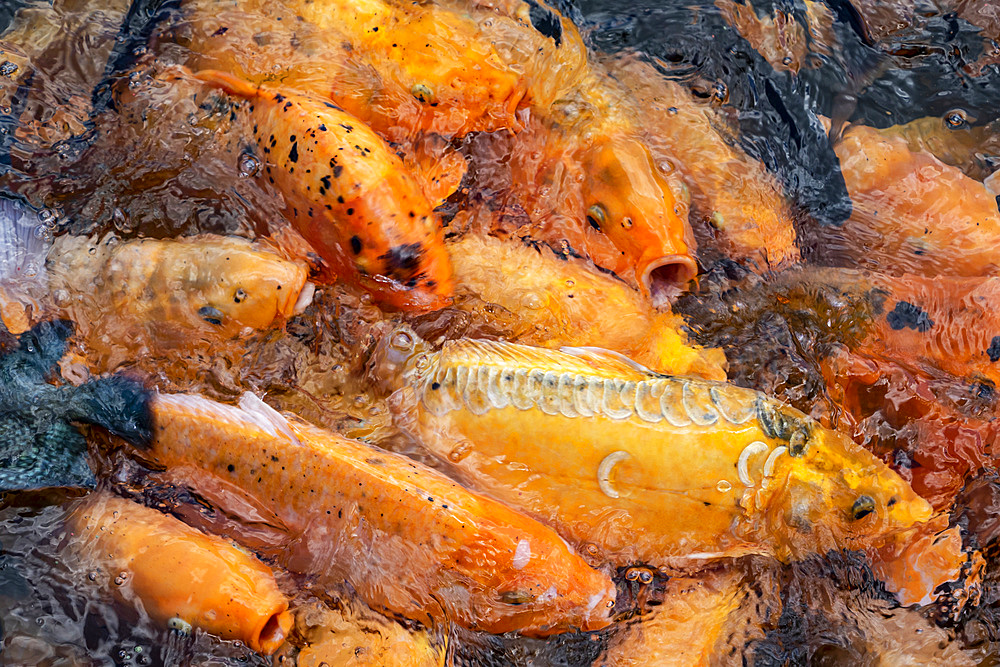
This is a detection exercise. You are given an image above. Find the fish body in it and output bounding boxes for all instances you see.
[142,392,615,635]
[834,124,1000,277]
[294,0,526,136]
[0,320,152,492]
[67,492,292,655]
[47,233,312,340]
[374,331,933,567]
[192,70,454,311]
[448,234,726,379]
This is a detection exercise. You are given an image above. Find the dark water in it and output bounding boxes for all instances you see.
[2,0,1000,664]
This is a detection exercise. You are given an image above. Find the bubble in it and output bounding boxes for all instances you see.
[88,570,98,581]
[717,479,733,492]
[667,107,678,116]
[238,152,261,178]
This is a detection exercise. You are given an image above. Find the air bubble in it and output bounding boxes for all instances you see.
[945,109,969,129]
[717,480,732,492]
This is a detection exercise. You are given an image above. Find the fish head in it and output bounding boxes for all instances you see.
[582,135,697,306]
[771,426,933,558]
[367,323,434,393]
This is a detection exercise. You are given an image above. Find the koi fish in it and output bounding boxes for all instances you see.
[597,569,747,666]
[372,329,934,568]
[833,123,1000,277]
[0,319,152,491]
[295,601,447,667]
[510,74,699,304]
[611,56,800,273]
[138,392,615,636]
[182,0,525,138]
[66,492,292,655]
[47,233,313,341]
[771,267,1000,386]
[448,234,726,379]
[191,70,454,311]
[875,115,1000,182]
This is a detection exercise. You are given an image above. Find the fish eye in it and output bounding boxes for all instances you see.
[851,495,876,521]
[587,204,606,229]
[389,330,415,352]
[411,83,434,104]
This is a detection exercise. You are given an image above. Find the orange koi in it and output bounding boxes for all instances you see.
[448,234,726,379]
[191,70,454,311]
[833,123,1000,277]
[597,569,747,666]
[139,392,616,636]
[294,601,447,667]
[373,330,933,568]
[67,492,292,655]
[46,233,312,341]
[612,56,800,272]
[779,268,1000,385]
[511,72,699,304]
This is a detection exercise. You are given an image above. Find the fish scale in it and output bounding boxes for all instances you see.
[375,329,935,568]
[143,391,615,636]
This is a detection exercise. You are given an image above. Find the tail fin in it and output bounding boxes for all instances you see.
[192,69,261,99]
[66,374,154,448]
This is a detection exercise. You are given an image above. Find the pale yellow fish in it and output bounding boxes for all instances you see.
[373,329,934,568]
[447,234,726,379]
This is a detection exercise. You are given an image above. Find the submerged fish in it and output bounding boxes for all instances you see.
[47,233,313,341]
[372,329,934,568]
[138,392,615,636]
[67,492,293,655]
[0,319,152,491]
[833,123,1000,277]
[191,70,454,311]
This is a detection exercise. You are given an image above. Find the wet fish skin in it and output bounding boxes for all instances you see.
[141,392,616,636]
[191,70,454,312]
[374,327,934,567]
[0,320,153,491]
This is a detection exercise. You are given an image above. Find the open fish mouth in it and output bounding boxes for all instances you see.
[643,254,699,308]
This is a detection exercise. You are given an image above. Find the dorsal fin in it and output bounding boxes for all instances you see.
[559,346,662,378]
[238,392,301,447]
[440,339,656,380]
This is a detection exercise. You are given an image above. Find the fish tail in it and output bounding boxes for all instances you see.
[192,69,262,100]
[67,374,154,448]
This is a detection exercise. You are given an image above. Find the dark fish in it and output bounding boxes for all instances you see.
[0,319,152,492]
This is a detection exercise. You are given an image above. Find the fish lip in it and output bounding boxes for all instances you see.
[641,255,699,308]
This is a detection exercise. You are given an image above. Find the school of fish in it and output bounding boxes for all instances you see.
[1,0,999,663]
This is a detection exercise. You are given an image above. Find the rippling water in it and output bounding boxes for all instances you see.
[2,0,1000,664]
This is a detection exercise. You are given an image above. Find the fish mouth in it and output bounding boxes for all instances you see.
[642,255,699,309]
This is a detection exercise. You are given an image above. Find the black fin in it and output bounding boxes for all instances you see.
[66,374,154,448]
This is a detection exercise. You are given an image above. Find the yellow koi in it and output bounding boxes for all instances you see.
[47,233,312,340]
[373,330,933,568]
[448,234,726,379]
